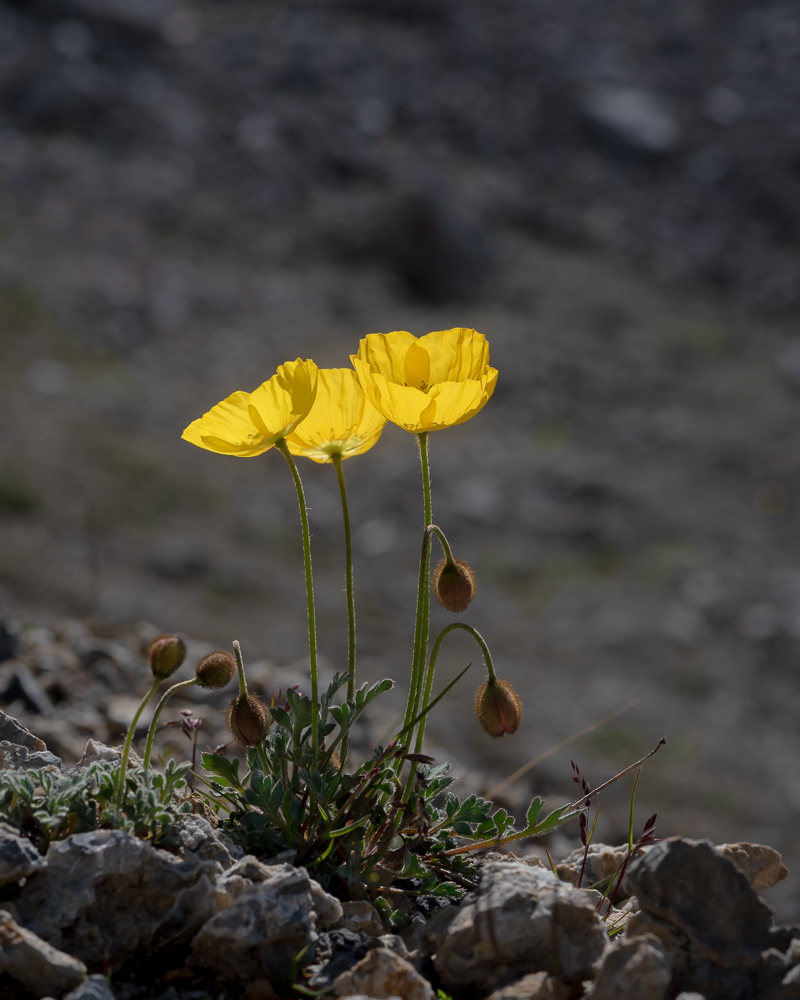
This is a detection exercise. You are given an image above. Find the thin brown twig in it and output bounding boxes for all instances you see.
[565,738,667,814]
[487,697,641,799]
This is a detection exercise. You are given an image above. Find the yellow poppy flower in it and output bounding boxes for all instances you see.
[351,328,497,433]
[182,359,318,457]
[285,368,387,463]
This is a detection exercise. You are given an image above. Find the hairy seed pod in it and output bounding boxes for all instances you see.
[433,558,476,613]
[148,635,187,681]
[475,678,522,738]
[227,694,269,747]
[195,650,236,690]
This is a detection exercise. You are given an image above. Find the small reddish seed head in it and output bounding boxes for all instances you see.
[226,694,269,747]
[147,635,187,681]
[433,558,476,613]
[475,678,522,738]
[195,651,236,690]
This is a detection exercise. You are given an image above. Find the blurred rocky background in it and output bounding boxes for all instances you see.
[2,0,800,916]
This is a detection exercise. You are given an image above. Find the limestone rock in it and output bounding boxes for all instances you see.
[0,822,46,885]
[333,947,435,1000]
[75,739,129,769]
[189,863,339,985]
[591,932,672,1000]
[63,975,116,1000]
[716,843,788,893]
[422,862,607,991]
[0,740,63,771]
[0,711,46,751]
[333,900,385,937]
[485,971,557,999]
[308,929,371,991]
[174,813,242,869]
[557,843,628,891]
[625,838,775,968]
[311,878,344,928]
[0,909,86,996]
[15,829,219,968]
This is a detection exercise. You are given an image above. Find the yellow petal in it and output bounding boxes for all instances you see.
[247,358,318,443]
[403,340,431,390]
[353,331,417,384]
[182,391,273,457]
[285,368,387,463]
[418,328,491,384]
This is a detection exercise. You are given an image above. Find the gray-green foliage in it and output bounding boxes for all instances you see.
[196,671,575,922]
[0,759,191,852]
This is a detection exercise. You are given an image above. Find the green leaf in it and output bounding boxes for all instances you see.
[270,707,293,732]
[201,753,243,791]
[431,881,464,900]
[526,796,544,829]
[533,806,570,836]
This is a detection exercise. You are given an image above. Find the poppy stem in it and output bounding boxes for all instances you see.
[276,437,320,762]
[115,678,161,807]
[414,623,494,757]
[143,677,198,770]
[401,432,432,757]
[331,452,356,769]
[233,639,248,698]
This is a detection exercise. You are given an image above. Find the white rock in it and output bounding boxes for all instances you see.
[0,909,86,996]
[582,85,682,155]
[15,829,219,966]
[332,900,385,937]
[333,947,435,1000]
[189,863,339,984]
[422,862,607,991]
[715,842,788,892]
[0,822,46,886]
[63,974,116,1000]
[486,971,557,1000]
[591,932,672,1000]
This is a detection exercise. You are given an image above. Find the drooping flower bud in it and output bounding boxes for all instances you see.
[433,558,476,613]
[227,694,268,747]
[195,651,236,690]
[148,635,187,681]
[475,677,522,738]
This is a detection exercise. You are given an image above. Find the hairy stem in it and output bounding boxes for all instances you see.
[115,679,160,807]
[276,438,320,761]
[332,452,356,769]
[143,677,198,769]
[401,432,432,752]
[415,622,496,755]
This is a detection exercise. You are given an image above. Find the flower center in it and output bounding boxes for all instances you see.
[403,341,430,391]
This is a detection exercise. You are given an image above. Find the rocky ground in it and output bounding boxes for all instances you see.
[0,694,796,1000]
[3,0,800,924]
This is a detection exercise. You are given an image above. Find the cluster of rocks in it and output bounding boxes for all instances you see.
[0,707,796,1000]
[0,616,328,769]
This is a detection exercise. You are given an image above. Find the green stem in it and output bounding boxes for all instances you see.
[115,679,160,807]
[401,432,432,745]
[276,438,320,761]
[233,639,248,698]
[143,677,198,769]
[332,453,355,769]
[414,623,496,755]
[427,524,456,567]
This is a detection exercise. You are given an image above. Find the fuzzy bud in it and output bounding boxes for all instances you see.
[148,635,186,681]
[227,694,268,747]
[433,558,476,613]
[475,677,522,738]
[195,651,236,690]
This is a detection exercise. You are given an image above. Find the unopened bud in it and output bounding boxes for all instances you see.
[475,678,522,738]
[195,651,236,690]
[433,558,476,613]
[227,693,268,747]
[148,635,186,681]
